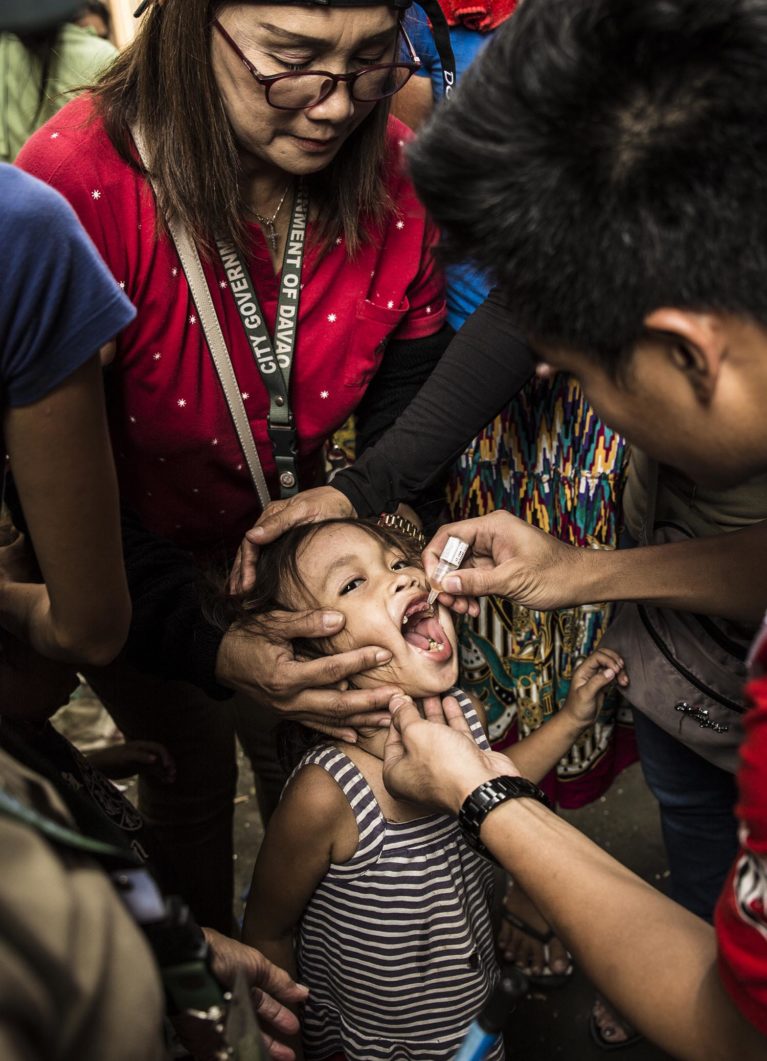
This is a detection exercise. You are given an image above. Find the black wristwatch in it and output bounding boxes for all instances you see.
[458,776,552,862]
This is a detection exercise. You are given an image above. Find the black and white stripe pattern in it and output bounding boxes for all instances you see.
[295,688,505,1060]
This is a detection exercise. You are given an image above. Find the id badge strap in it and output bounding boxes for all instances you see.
[217,183,307,497]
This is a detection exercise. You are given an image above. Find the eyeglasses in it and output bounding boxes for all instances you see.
[212,18,421,111]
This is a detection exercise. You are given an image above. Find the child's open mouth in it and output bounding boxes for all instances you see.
[400,599,453,663]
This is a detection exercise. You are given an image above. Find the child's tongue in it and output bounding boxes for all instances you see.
[403,615,452,661]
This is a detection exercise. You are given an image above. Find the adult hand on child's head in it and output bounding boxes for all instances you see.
[228,486,356,594]
[216,610,399,741]
[383,693,518,814]
[174,928,308,1061]
[423,511,585,613]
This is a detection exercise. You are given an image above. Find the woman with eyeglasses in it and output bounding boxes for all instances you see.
[16,0,453,932]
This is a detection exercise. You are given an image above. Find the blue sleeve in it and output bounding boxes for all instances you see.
[0,165,135,407]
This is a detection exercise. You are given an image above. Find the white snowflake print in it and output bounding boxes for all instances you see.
[50,132,60,140]
[335,236,343,246]
[189,315,197,325]
[153,352,162,361]
[327,313,337,323]
[320,390,330,399]
[395,220,405,231]
[211,438,219,446]
[236,463,243,471]
[91,189,101,200]
[219,280,228,289]
[192,487,199,494]
[119,281,126,289]
[129,416,136,424]
[177,399,187,408]
[241,392,250,401]
[387,300,395,309]
[426,306,432,314]
[172,267,179,277]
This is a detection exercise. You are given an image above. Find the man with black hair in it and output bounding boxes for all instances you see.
[378,0,767,1057]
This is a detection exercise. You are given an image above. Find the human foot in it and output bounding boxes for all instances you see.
[590,996,644,1051]
[498,880,573,987]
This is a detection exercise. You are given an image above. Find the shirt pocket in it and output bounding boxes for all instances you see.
[343,297,410,389]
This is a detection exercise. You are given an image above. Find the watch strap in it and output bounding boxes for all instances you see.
[458,775,552,862]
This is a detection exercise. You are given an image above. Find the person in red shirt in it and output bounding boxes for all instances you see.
[16,0,454,930]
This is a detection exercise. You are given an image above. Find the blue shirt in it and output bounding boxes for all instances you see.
[0,164,134,407]
[406,6,493,328]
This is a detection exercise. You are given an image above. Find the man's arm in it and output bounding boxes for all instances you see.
[383,696,767,1061]
[424,510,767,625]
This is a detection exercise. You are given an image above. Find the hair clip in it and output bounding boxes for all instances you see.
[377,513,426,549]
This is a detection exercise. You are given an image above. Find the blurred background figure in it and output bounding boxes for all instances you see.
[75,1,112,40]
[0,0,116,163]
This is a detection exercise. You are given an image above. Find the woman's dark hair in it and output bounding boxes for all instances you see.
[92,0,398,255]
[211,516,423,770]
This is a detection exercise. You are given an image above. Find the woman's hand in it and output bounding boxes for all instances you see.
[563,648,629,727]
[383,693,519,813]
[423,511,588,613]
[229,487,356,594]
[215,609,399,740]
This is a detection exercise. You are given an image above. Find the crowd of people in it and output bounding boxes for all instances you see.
[1,0,766,1059]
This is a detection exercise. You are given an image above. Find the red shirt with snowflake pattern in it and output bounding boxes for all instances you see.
[17,95,445,557]
[714,625,767,1037]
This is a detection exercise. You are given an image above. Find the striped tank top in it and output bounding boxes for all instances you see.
[295,688,505,1061]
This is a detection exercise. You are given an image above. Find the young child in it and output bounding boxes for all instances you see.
[239,518,627,1061]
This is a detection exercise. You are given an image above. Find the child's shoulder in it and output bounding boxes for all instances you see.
[281,755,359,864]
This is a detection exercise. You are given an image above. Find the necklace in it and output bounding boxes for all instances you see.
[248,183,291,251]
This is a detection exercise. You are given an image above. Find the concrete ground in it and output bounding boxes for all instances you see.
[58,683,675,1061]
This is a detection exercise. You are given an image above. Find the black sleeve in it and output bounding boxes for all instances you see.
[354,323,454,454]
[120,507,232,700]
[331,288,536,516]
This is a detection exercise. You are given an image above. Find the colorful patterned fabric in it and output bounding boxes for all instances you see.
[447,371,637,808]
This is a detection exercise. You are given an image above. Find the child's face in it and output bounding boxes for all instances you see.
[292,525,459,696]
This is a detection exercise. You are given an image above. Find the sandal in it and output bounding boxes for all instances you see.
[501,908,574,989]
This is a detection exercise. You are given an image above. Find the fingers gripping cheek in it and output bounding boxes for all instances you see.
[321,628,402,689]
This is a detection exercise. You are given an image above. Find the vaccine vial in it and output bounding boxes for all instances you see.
[427,536,469,605]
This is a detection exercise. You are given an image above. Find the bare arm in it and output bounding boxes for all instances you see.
[243,763,357,1048]
[425,511,767,624]
[0,356,130,665]
[383,697,767,1061]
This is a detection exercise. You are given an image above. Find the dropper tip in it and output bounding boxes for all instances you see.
[427,589,438,607]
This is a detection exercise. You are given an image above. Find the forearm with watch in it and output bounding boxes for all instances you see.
[455,772,764,1061]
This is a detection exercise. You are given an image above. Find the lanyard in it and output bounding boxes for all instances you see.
[216,182,307,499]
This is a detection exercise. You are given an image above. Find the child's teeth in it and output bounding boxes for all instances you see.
[403,615,409,625]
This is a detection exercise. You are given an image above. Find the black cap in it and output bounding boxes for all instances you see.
[0,0,79,32]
